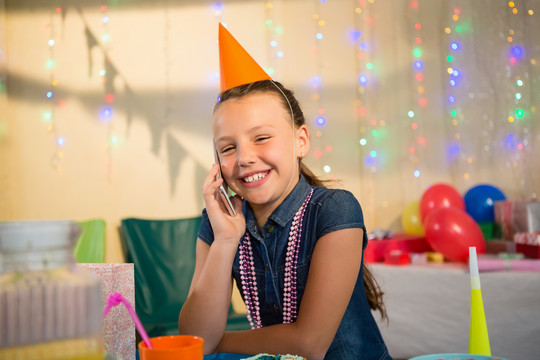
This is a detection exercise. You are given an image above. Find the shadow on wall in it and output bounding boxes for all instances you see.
[5,2,217,202]
[7,71,211,201]
[4,0,252,12]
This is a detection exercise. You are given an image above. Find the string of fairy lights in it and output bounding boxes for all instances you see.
[407,0,426,181]
[504,1,536,193]
[44,3,124,178]
[444,5,469,181]
[36,1,537,201]
[212,3,224,88]
[263,0,284,78]
[44,7,64,172]
[440,2,535,189]
[352,1,368,166]
[0,11,6,140]
[506,0,534,136]
[352,0,384,180]
[98,2,119,182]
[310,0,331,176]
[352,0,376,221]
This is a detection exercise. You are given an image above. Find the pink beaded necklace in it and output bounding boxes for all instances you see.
[239,189,314,329]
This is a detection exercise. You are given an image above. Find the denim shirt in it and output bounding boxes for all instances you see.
[198,175,392,360]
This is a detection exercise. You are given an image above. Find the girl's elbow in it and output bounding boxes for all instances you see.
[177,321,190,336]
[301,345,328,360]
[177,308,191,335]
[178,317,218,354]
[296,333,331,360]
[203,341,219,356]
[178,325,220,355]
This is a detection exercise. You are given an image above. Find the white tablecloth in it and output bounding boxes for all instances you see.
[370,263,540,360]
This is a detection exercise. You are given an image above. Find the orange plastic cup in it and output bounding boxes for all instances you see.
[139,335,204,360]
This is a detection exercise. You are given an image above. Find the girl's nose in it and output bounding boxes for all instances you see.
[237,145,257,167]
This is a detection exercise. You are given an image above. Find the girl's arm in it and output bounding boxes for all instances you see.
[216,227,364,360]
[178,238,236,353]
[179,164,245,353]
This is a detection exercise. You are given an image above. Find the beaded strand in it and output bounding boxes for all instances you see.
[239,234,262,328]
[239,189,314,329]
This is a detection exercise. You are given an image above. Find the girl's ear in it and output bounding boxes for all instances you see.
[295,125,310,159]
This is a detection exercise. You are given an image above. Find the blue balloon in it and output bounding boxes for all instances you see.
[464,184,506,223]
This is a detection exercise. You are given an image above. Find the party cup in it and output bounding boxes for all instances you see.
[139,335,204,360]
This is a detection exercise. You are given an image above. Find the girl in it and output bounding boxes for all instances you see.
[178,79,392,360]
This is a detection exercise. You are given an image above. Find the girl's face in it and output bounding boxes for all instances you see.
[212,92,309,215]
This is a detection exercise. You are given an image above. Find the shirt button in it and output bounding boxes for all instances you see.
[265,224,275,233]
[273,305,280,313]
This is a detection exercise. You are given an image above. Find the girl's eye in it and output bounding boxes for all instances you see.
[255,136,270,142]
[222,146,235,153]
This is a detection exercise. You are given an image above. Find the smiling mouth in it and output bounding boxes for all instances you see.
[242,171,270,183]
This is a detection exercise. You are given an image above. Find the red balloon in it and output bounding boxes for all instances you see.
[424,207,485,263]
[420,183,465,223]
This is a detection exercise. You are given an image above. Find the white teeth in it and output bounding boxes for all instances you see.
[244,172,267,183]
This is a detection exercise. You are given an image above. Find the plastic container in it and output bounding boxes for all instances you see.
[139,335,204,360]
[0,220,104,360]
[409,354,509,360]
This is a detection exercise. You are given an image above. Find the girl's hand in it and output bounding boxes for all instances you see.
[203,164,245,244]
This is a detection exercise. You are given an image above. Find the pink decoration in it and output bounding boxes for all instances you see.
[78,263,135,360]
[364,233,432,263]
[477,258,540,272]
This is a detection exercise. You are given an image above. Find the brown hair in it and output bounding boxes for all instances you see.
[214,80,387,320]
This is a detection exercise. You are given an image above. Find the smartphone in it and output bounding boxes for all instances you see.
[213,142,236,216]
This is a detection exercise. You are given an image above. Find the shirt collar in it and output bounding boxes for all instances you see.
[244,174,312,236]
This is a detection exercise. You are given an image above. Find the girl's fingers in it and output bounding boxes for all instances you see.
[202,164,222,202]
[202,164,220,189]
[203,164,239,220]
[202,167,246,243]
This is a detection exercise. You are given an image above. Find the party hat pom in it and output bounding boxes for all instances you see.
[219,23,271,92]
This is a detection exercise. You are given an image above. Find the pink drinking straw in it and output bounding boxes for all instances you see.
[103,292,153,349]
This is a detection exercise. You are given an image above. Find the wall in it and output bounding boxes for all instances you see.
[1,0,539,262]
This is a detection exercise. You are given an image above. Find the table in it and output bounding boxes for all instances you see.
[370,263,540,360]
[206,354,246,360]
[136,352,246,360]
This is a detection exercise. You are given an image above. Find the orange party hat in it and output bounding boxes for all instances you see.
[219,23,271,92]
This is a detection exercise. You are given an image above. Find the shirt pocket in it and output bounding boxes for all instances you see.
[292,257,311,300]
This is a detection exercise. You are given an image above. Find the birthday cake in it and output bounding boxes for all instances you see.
[242,354,305,360]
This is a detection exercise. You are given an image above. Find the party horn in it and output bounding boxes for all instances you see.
[468,247,491,355]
